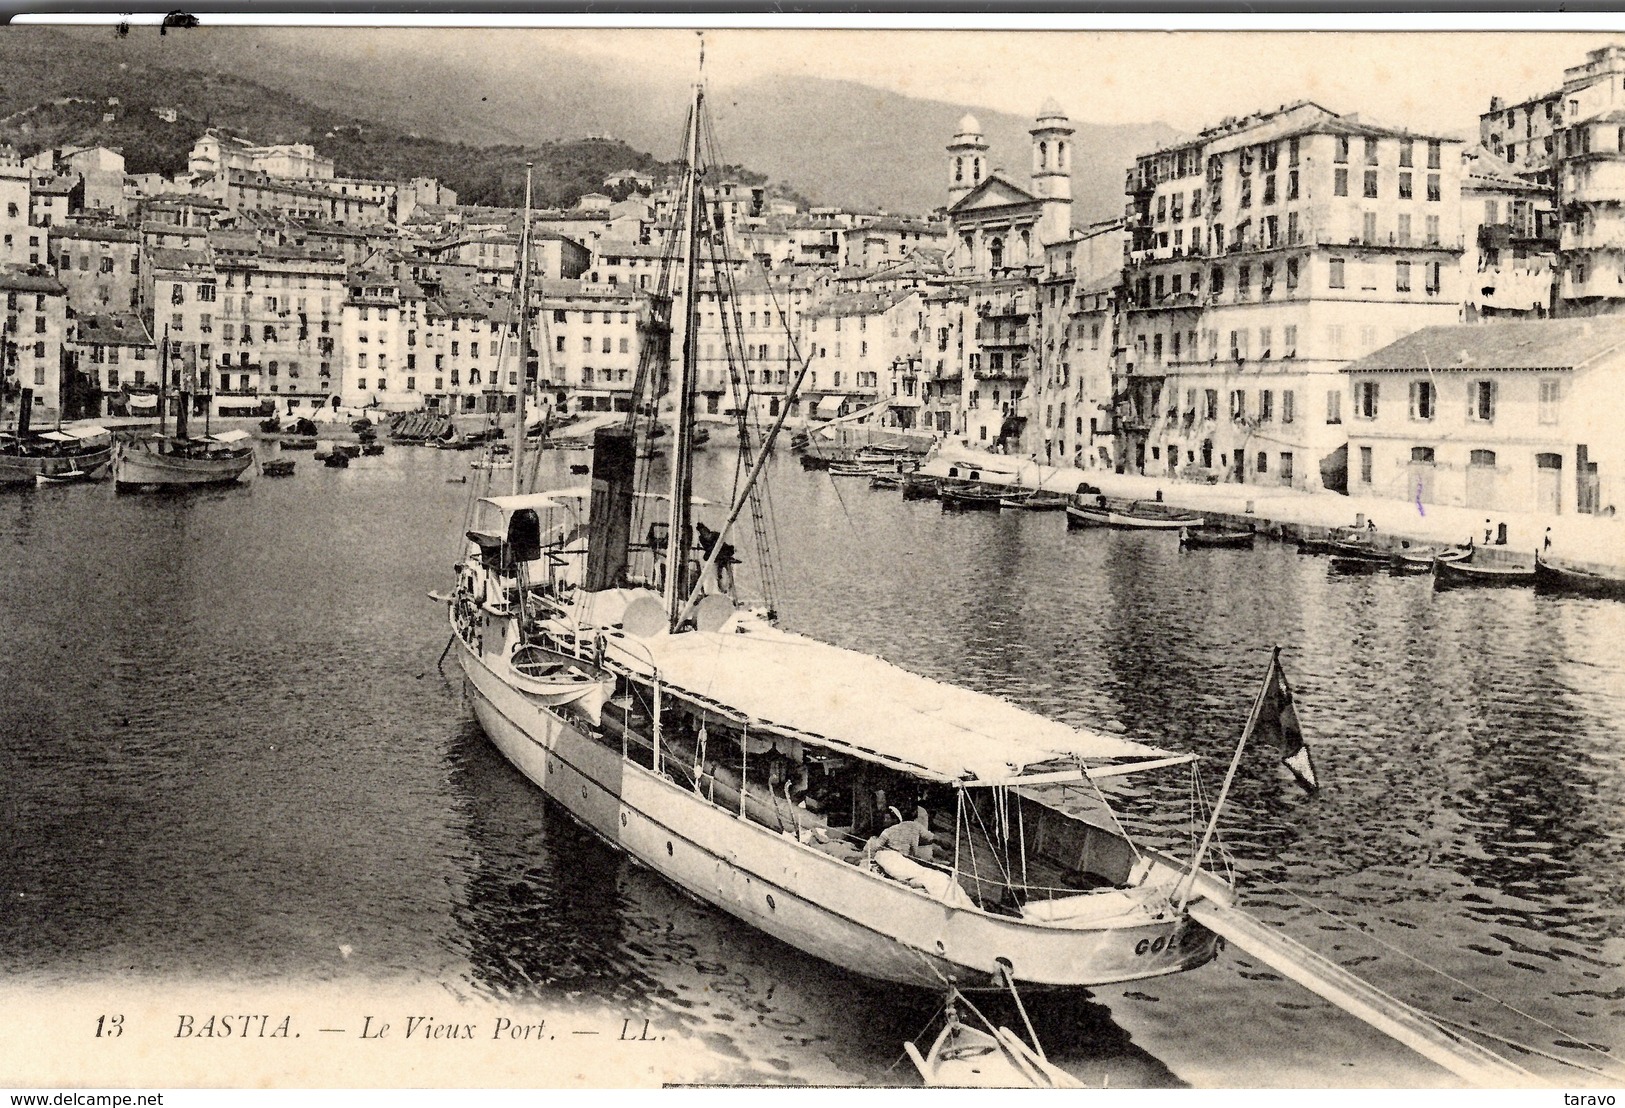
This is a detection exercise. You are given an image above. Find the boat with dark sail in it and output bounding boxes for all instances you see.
[441,79,1243,995]
[0,389,115,486]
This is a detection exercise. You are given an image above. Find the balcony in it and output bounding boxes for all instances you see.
[980,325,1033,347]
[972,361,1029,381]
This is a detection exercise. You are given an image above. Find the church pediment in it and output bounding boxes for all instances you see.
[948,174,1040,215]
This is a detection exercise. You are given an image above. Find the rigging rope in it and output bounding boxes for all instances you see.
[1245,869,1622,1079]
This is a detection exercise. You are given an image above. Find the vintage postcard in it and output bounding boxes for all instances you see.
[0,17,1621,1097]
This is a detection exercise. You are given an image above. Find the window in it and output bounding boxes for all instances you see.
[1396,261,1412,292]
[1539,378,1561,424]
[1427,139,1441,169]
[1282,389,1295,424]
[1470,449,1497,467]
[1353,381,1379,420]
[601,336,612,354]
[1260,389,1274,421]
[1398,214,1412,244]
[1256,451,1269,474]
[1469,380,1496,422]
[1334,168,1349,196]
[1329,258,1346,288]
[1359,445,1373,483]
[1240,176,1252,208]
[1411,446,1436,464]
[1425,215,1441,246]
[1409,379,1435,420]
[1286,170,1299,201]
[1400,139,1414,168]
[1363,211,1378,243]
[1426,174,1441,202]
[1238,265,1251,298]
[1335,135,1350,163]
[1364,137,1379,165]
[1425,260,1442,293]
[1363,169,1379,198]
[358,353,368,369]
[1230,390,1246,421]
[1210,266,1225,296]
[1398,172,1412,201]
[1204,389,1218,421]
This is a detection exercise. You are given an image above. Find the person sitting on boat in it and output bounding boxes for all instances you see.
[864,806,938,863]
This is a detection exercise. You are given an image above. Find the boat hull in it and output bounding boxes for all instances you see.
[1432,558,1535,588]
[457,634,1221,991]
[1066,506,1202,530]
[113,443,254,489]
[0,443,113,485]
[1534,556,1625,599]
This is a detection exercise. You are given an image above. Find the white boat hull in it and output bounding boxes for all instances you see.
[456,628,1223,990]
[0,444,113,485]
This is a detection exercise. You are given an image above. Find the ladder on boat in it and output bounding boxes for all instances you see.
[1186,900,1535,1087]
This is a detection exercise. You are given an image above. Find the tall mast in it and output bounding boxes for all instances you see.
[512,162,533,497]
[663,77,705,631]
[158,324,168,440]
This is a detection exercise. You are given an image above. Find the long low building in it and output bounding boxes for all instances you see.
[1342,316,1625,517]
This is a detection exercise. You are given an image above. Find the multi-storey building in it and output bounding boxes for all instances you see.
[920,286,970,436]
[189,131,335,180]
[539,279,643,413]
[1343,316,1625,515]
[0,268,70,419]
[1481,92,1563,185]
[802,288,923,421]
[691,270,826,421]
[67,312,155,418]
[1460,146,1558,321]
[839,217,947,271]
[1119,102,1464,488]
[0,165,34,266]
[204,250,346,414]
[29,176,75,229]
[1033,219,1124,470]
[48,225,141,314]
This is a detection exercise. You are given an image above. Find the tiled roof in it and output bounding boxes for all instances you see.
[50,224,140,243]
[74,312,152,347]
[0,267,66,293]
[805,288,917,319]
[1344,318,1625,374]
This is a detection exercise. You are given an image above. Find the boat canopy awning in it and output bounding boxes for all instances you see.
[815,394,848,418]
[614,624,1182,784]
[887,396,924,408]
[64,424,110,439]
[38,431,77,442]
[208,429,251,444]
[479,486,710,526]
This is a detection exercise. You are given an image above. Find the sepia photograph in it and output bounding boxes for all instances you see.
[0,16,1622,1096]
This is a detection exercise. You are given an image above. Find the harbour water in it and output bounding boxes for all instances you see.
[2,444,1622,1087]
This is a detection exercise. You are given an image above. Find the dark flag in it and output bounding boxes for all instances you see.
[1252,647,1318,792]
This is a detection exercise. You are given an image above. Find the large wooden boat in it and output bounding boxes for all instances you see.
[1533,554,1625,600]
[114,430,255,489]
[0,391,114,485]
[444,85,1234,994]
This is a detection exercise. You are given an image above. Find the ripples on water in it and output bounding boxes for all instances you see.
[0,447,1621,1086]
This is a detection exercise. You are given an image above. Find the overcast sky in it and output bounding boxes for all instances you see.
[543,27,1625,138]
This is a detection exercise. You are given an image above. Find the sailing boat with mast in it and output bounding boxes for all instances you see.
[442,74,1239,993]
[113,328,255,491]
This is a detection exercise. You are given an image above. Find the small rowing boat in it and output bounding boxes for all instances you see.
[1391,546,1469,574]
[1432,556,1535,588]
[940,481,1008,510]
[1180,526,1255,549]
[901,471,940,500]
[998,489,1070,511]
[1066,500,1203,531]
[261,458,296,477]
[869,472,903,491]
[904,988,1081,1089]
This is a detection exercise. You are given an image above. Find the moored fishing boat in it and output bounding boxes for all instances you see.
[869,472,903,491]
[1065,499,1203,531]
[901,470,940,500]
[1391,545,1468,574]
[1180,526,1255,549]
[0,391,115,485]
[1432,555,1535,588]
[940,481,1007,510]
[261,458,296,477]
[1533,554,1625,600]
[998,489,1070,511]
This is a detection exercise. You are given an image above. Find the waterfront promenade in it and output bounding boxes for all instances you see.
[933,447,1624,571]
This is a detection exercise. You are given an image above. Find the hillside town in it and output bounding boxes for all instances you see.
[6,41,1625,519]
